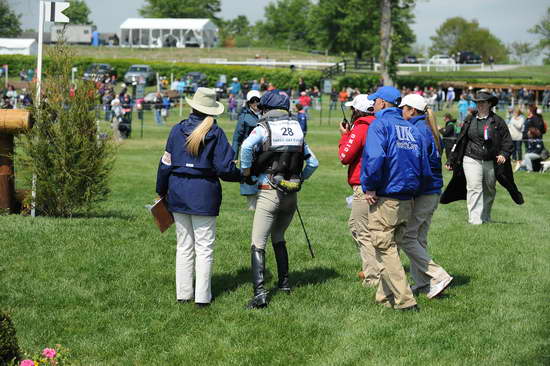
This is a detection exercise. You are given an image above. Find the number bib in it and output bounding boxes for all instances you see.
[267,119,304,151]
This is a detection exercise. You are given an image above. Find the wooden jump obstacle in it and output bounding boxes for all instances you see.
[0,109,31,213]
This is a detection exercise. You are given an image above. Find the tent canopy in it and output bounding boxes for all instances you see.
[119,18,218,48]
[0,38,36,49]
[120,18,217,31]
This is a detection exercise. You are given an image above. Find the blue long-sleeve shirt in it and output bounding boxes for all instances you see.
[360,107,432,200]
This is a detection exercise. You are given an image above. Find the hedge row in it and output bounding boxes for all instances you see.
[0,55,323,90]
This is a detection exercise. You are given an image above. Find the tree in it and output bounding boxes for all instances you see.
[379,0,393,85]
[139,0,221,20]
[429,17,509,62]
[64,0,93,25]
[509,42,537,65]
[529,7,550,64]
[257,0,314,49]
[218,15,253,47]
[309,0,415,75]
[0,0,22,37]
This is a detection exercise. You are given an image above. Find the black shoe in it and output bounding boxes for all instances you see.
[399,304,420,312]
[195,303,210,308]
[177,299,192,304]
[273,241,290,293]
[247,246,268,309]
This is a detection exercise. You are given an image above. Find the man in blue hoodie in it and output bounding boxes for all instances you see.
[361,86,432,311]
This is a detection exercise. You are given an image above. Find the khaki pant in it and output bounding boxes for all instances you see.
[251,189,297,250]
[348,185,380,286]
[401,194,450,289]
[463,156,496,224]
[368,197,416,309]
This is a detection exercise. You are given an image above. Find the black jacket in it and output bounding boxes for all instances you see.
[441,111,524,205]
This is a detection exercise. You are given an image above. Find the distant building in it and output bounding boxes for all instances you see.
[119,18,218,48]
[0,38,38,56]
[51,25,93,44]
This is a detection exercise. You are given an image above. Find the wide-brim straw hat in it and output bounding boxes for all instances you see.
[185,87,224,116]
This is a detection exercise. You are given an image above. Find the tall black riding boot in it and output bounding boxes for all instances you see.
[247,246,268,309]
[273,241,291,293]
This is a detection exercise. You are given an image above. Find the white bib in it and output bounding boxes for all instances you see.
[267,119,304,148]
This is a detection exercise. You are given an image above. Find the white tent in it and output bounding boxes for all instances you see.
[0,38,38,56]
[119,18,218,49]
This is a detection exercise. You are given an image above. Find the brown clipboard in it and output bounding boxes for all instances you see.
[150,197,174,233]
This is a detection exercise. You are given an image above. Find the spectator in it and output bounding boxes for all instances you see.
[228,94,237,121]
[524,104,546,141]
[436,88,445,111]
[295,103,308,136]
[298,77,307,94]
[298,91,311,116]
[329,88,338,111]
[439,113,458,161]
[542,89,550,112]
[251,80,260,91]
[446,87,455,109]
[153,92,164,126]
[515,127,545,172]
[338,88,349,108]
[508,107,525,162]
[230,77,241,97]
[162,94,171,122]
[457,94,469,123]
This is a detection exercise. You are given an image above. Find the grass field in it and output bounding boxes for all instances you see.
[1,101,550,365]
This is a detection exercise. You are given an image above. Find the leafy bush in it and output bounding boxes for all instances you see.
[0,311,20,365]
[0,55,324,90]
[16,43,117,217]
[335,74,381,91]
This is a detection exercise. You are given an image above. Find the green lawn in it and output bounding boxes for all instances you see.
[1,101,550,365]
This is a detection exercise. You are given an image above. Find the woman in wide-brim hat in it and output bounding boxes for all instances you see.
[441,90,523,224]
[156,87,241,307]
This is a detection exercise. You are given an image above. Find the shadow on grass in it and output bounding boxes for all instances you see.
[291,266,340,288]
[211,267,273,299]
[450,274,470,288]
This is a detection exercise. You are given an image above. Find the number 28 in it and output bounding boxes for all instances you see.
[281,127,294,136]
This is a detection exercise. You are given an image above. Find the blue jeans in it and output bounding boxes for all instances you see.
[155,109,163,125]
[512,141,522,161]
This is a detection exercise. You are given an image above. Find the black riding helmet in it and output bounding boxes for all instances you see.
[258,90,290,111]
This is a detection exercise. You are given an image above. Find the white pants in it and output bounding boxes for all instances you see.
[173,213,216,303]
[463,156,496,225]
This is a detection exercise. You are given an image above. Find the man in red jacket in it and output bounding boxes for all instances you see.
[338,94,379,288]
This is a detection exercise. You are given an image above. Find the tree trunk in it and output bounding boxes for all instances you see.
[379,0,393,86]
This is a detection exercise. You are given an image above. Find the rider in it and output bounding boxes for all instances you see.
[240,89,319,309]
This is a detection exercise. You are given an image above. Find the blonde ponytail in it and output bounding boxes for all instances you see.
[186,116,215,156]
[426,108,442,153]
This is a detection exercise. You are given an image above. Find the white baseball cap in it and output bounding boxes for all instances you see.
[345,94,374,112]
[246,90,261,101]
[399,93,427,111]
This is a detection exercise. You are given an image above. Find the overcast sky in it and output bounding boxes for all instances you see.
[9,0,549,49]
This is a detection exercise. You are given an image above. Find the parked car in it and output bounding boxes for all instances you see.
[401,55,418,64]
[83,63,115,81]
[124,65,156,86]
[457,51,482,64]
[428,55,456,66]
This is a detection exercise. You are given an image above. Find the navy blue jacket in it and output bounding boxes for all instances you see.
[409,115,443,195]
[296,112,308,136]
[526,138,544,155]
[232,106,259,158]
[156,113,241,216]
[361,107,432,200]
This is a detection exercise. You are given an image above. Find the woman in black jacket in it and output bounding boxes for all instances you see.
[441,91,523,224]
[439,113,457,161]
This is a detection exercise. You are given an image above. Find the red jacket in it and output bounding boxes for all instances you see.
[338,116,375,186]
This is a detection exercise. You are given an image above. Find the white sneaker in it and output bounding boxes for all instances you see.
[427,276,453,299]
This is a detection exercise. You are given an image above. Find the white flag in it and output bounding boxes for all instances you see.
[43,1,70,23]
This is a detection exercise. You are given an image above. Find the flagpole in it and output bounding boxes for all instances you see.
[31,1,45,218]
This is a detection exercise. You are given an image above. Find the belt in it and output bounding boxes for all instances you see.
[258,184,273,190]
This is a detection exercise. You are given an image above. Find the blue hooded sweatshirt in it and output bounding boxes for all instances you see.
[408,115,443,195]
[360,107,432,200]
[156,113,241,216]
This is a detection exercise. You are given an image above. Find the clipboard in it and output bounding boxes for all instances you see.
[150,197,174,233]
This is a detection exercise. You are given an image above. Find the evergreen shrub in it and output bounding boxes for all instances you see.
[0,311,20,365]
[16,42,117,217]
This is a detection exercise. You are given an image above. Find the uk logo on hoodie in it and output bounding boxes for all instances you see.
[395,125,419,151]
